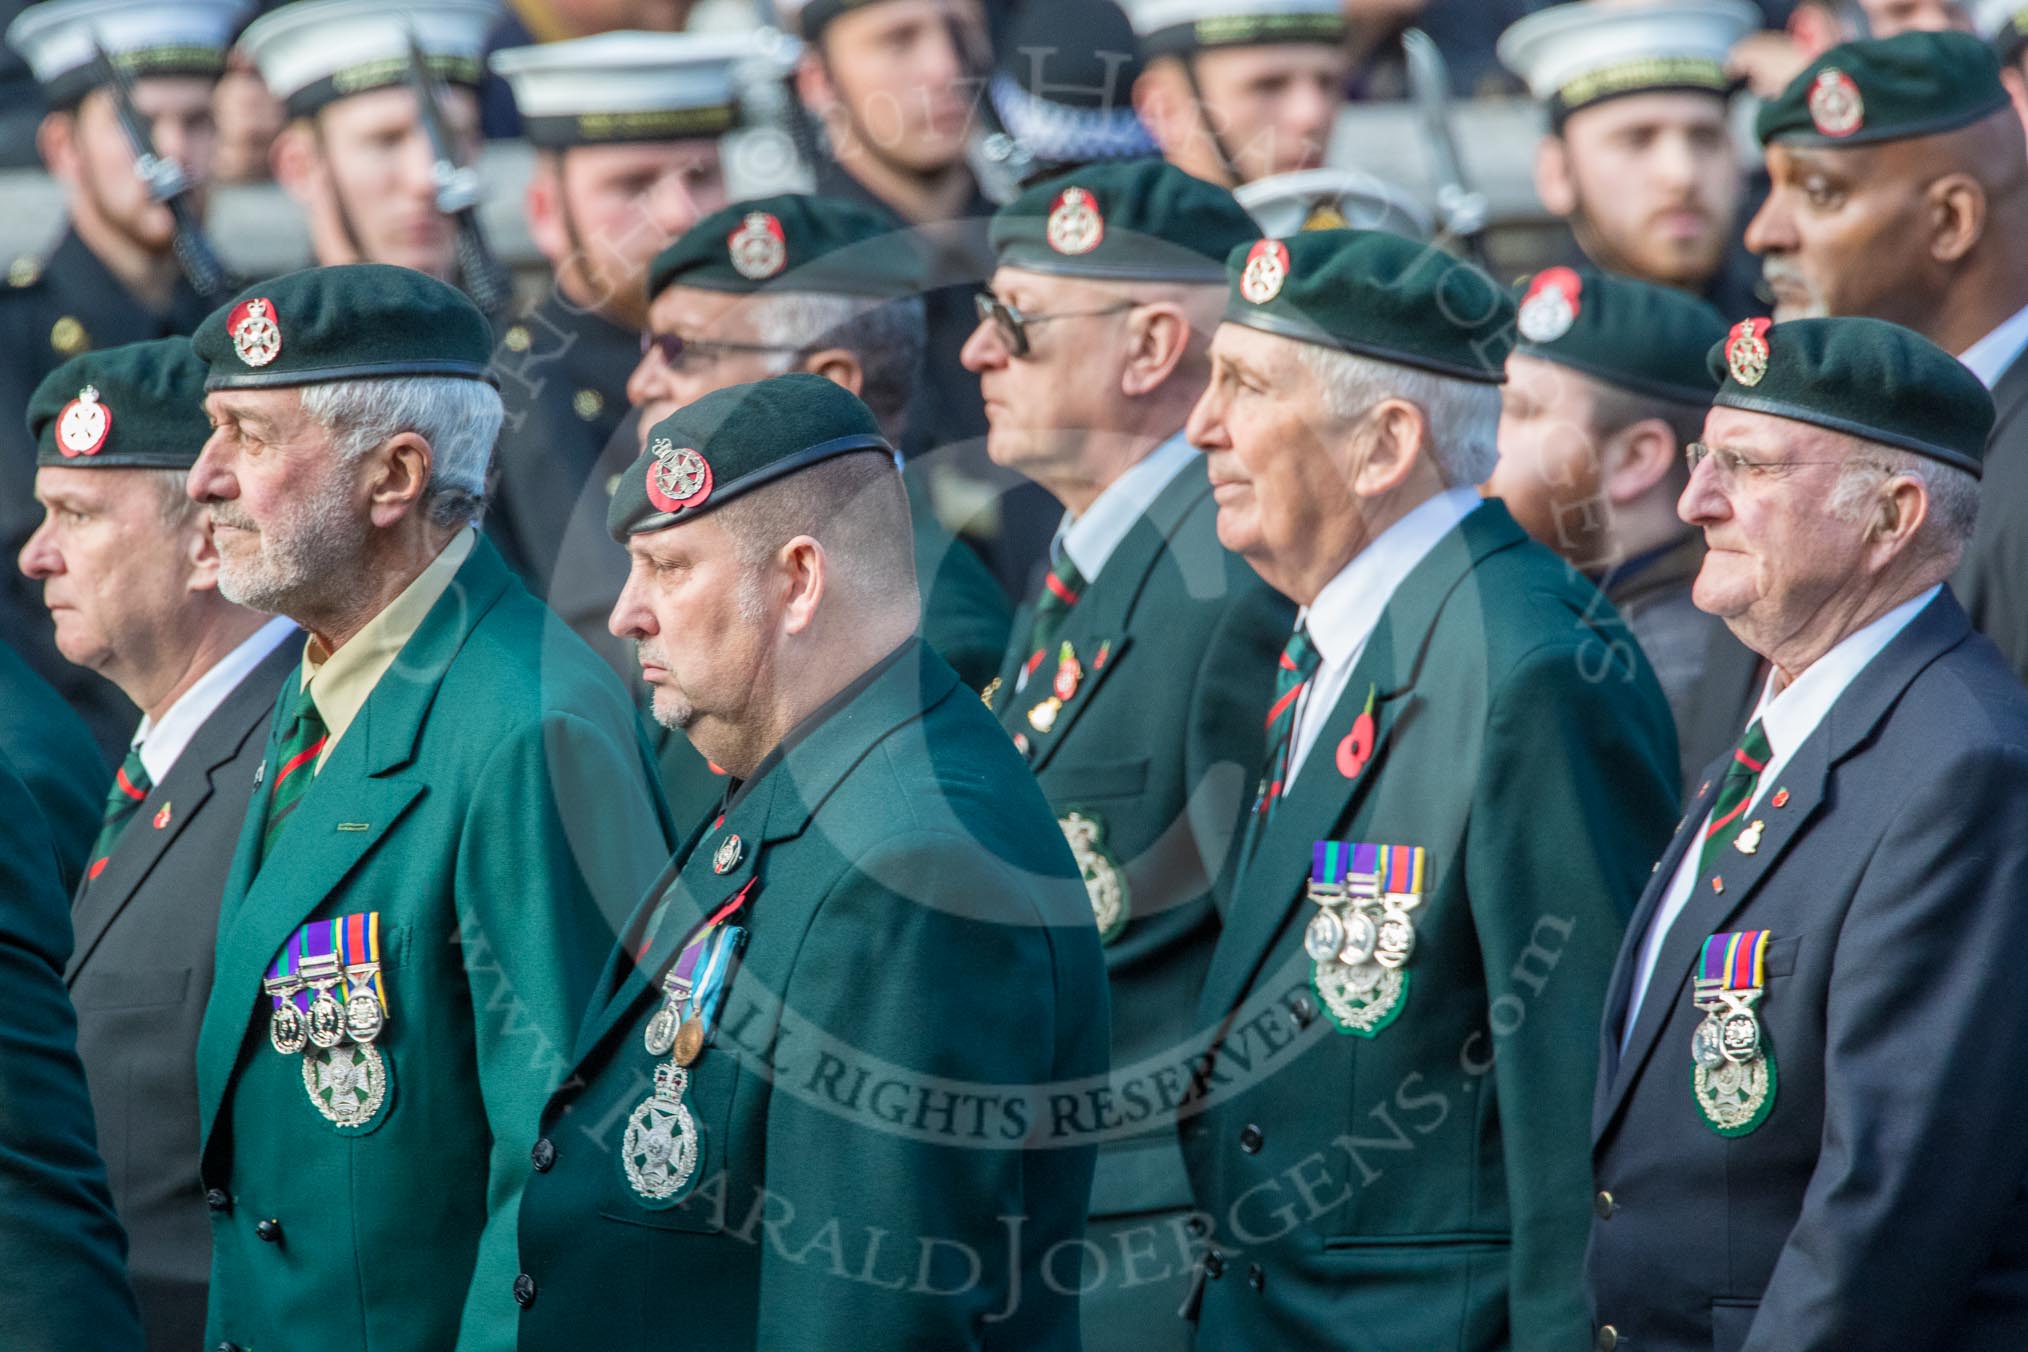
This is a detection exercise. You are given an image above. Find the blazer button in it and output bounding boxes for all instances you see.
[1238,1124,1264,1154]
[218,1343,245,1352]
[1246,1263,1266,1293]
[254,1219,283,1244]
[1596,1325,1620,1351]
[1594,1190,1615,1220]
[530,1138,557,1173]
[513,1273,538,1308]
[1287,993,1317,1029]
[1184,1215,1209,1239]
[1203,1250,1226,1280]
[205,1188,231,1213]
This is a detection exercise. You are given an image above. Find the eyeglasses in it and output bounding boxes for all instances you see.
[639,330,805,370]
[972,292,1140,359]
[1684,441,1852,485]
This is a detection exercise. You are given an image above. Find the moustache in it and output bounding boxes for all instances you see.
[206,505,258,532]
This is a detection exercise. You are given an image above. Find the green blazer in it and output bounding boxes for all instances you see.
[986,464,1293,1224]
[0,747,143,1351]
[196,537,676,1352]
[0,636,108,895]
[1180,502,1679,1352]
[516,639,1109,1350]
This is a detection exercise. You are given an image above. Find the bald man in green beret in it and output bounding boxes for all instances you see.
[1590,317,2028,1352]
[19,337,297,1348]
[961,158,1294,1349]
[1744,30,2028,683]
[1180,230,1678,1350]
[514,373,1108,1349]
[184,264,676,1352]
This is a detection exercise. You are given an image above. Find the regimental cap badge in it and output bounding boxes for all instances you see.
[1045,186,1104,256]
[229,297,283,368]
[1239,239,1291,305]
[1808,67,1864,138]
[728,211,788,281]
[56,384,111,457]
[712,833,743,874]
[1518,266,1582,344]
[644,436,713,514]
[1726,318,1773,387]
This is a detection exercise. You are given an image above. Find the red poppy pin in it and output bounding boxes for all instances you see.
[1335,684,1378,780]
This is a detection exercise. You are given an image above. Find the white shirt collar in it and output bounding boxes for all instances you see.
[133,616,298,785]
[1301,487,1484,666]
[1746,585,1940,780]
[1957,300,2028,390]
[1053,432,1199,582]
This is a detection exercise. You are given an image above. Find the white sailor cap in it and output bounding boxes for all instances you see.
[239,0,501,120]
[1235,168,1433,241]
[1126,0,1345,60]
[491,30,795,148]
[1498,0,1759,128]
[5,0,250,107]
[1974,0,2028,63]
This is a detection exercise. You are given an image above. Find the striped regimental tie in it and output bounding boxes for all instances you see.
[1258,623,1322,819]
[258,684,328,867]
[1697,718,1772,876]
[84,745,151,885]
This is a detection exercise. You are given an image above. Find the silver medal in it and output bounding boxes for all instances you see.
[1304,910,1345,964]
[1690,1015,1725,1069]
[1336,911,1379,968]
[345,991,384,1043]
[623,1063,700,1201]
[307,990,347,1048]
[643,1004,678,1057]
[270,1001,308,1055]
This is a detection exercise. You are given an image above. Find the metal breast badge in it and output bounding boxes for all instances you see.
[1690,929,1777,1136]
[1059,810,1129,944]
[623,1063,700,1201]
[1304,842,1426,1037]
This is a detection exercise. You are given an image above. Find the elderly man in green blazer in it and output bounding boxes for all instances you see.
[1176,231,1679,1350]
[961,158,1295,1348]
[513,374,1109,1349]
[185,265,676,1352]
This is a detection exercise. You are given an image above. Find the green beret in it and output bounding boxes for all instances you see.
[647,194,921,301]
[1756,30,2010,148]
[1221,229,1513,384]
[608,373,893,539]
[988,160,1259,284]
[193,264,495,391]
[26,336,209,468]
[1513,265,1726,405]
[1708,315,1993,477]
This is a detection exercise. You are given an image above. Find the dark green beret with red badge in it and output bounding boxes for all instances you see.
[647,193,923,301]
[1756,30,2010,147]
[1221,228,1514,383]
[192,264,495,390]
[1708,315,1993,476]
[988,158,1259,284]
[27,336,209,468]
[1514,264,1727,405]
[608,372,893,538]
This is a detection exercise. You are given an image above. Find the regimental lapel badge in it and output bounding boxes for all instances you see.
[264,913,390,1129]
[1028,696,1062,733]
[1060,811,1129,944]
[627,914,748,1205]
[1690,930,1777,1136]
[980,676,1002,709]
[1735,819,1765,855]
[1303,842,1427,1037]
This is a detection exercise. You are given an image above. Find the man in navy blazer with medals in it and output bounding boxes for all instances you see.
[183,264,674,1351]
[513,375,1109,1349]
[961,157,1294,1347]
[1588,318,2028,1352]
[1178,230,1679,1350]
[18,335,295,1348]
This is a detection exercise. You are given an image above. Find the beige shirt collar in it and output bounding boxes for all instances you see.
[298,529,475,769]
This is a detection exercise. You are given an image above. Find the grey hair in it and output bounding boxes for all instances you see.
[747,292,927,438]
[1827,440,1981,560]
[1292,344,1502,488]
[296,376,504,529]
[146,468,200,528]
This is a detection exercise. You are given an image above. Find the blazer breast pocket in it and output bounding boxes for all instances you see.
[72,966,192,1011]
[1051,756,1149,801]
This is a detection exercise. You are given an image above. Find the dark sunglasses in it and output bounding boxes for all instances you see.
[972,292,1141,360]
[639,331,806,368]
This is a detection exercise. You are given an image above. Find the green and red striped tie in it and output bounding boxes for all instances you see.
[259,684,328,866]
[1697,718,1772,876]
[1023,551,1087,673]
[1258,623,1322,816]
[84,746,151,885]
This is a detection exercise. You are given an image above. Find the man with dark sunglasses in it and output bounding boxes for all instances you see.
[961,158,1292,1350]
